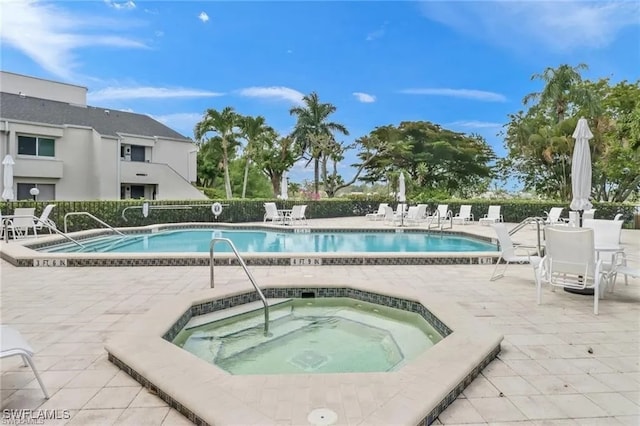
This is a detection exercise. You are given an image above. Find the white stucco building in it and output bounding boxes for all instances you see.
[0,71,206,201]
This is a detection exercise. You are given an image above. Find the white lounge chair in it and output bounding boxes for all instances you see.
[34,204,56,233]
[405,204,428,225]
[365,203,388,221]
[479,205,503,226]
[1,325,49,399]
[544,207,567,225]
[263,202,284,223]
[285,205,308,226]
[383,205,400,225]
[425,204,450,225]
[490,223,541,283]
[537,226,604,315]
[453,205,474,225]
[10,207,37,239]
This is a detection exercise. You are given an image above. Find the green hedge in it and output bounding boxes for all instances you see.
[0,198,637,232]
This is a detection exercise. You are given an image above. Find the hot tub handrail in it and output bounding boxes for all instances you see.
[210,237,269,336]
[64,212,125,236]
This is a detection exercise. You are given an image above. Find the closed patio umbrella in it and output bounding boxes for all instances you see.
[2,154,15,201]
[570,118,593,226]
[398,172,406,226]
[280,172,288,200]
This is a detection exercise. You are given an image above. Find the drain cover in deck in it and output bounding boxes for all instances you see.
[307,408,337,425]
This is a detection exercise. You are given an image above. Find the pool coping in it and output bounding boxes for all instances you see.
[105,279,503,425]
[0,222,500,267]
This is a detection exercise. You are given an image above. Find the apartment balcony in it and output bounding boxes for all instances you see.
[14,157,64,178]
[120,160,163,184]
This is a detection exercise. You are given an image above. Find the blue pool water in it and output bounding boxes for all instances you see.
[42,229,497,253]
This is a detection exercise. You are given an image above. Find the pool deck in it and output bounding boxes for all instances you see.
[1,218,639,425]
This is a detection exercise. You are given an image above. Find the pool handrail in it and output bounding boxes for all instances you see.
[210,237,270,336]
[2,214,86,250]
[64,212,125,236]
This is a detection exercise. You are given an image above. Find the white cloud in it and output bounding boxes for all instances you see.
[0,1,147,80]
[399,88,506,102]
[153,113,202,136]
[104,0,136,10]
[198,12,210,23]
[237,86,304,105]
[419,1,640,52]
[353,92,376,103]
[88,86,224,102]
[447,120,503,129]
[366,21,388,41]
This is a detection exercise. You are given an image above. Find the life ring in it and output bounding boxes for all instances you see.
[211,202,223,217]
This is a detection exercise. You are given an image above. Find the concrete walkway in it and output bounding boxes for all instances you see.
[1,218,638,425]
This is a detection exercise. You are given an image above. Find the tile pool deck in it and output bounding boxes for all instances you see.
[1,218,639,425]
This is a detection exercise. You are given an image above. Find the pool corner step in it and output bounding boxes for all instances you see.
[186,298,292,330]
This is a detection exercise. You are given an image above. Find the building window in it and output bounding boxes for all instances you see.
[130,185,145,199]
[18,136,55,157]
[17,183,55,201]
[130,145,145,162]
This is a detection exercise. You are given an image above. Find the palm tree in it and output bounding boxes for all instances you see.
[238,115,271,198]
[289,92,349,196]
[523,63,597,123]
[194,107,240,199]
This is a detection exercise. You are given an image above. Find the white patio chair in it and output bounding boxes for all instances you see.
[537,226,604,315]
[10,207,37,239]
[583,218,624,285]
[365,203,388,221]
[263,202,284,223]
[0,211,16,240]
[34,204,56,233]
[383,205,400,225]
[1,325,49,399]
[490,223,541,283]
[425,204,450,225]
[285,205,308,226]
[544,207,567,225]
[479,205,503,226]
[453,205,474,225]
[609,253,640,292]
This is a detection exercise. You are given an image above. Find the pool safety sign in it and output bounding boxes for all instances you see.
[290,258,323,266]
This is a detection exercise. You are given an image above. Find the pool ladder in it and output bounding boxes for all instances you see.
[209,238,270,336]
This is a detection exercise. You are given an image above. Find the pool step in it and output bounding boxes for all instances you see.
[186,298,292,330]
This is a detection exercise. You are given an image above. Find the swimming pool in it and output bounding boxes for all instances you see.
[41,228,497,253]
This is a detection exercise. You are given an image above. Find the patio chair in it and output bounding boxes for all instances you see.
[1,325,49,399]
[544,207,567,225]
[383,205,400,225]
[425,204,450,225]
[582,209,596,221]
[10,207,37,239]
[453,205,474,225]
[285,205,308,226]
[0,211,16,240]
[263,202,284,223]
[583,218,624,285]
[365,203,388,221]
[34,204,56,233]
[537,226,604,315]
[490,223,541,283]
[479,205,503,226]
[609,253,639,292]
[409,204,428,224]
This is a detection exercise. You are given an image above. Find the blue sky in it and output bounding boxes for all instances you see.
[1,0,639,190]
